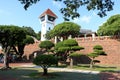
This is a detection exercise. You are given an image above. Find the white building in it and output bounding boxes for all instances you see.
[39,9,57,41]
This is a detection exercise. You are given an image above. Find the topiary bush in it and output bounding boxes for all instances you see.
[39,40,54,49]
[33,54,58,75]
[58,47,71,53]
[54,39,84,66]
[54,41,64,50]
[93,45,103,50]
[69,52,83,57]
[71,46,84,51]
[63,39,78,46]
[88,45,106,68]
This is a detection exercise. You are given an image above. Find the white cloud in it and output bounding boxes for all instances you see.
[80,15,91,23]
[52,1,62,8]
[72,15,91,24]
[72,18,80,23]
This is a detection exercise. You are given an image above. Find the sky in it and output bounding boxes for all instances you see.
[0,0,120,33]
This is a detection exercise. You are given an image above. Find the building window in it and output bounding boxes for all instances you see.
[49,27,51,30]
[48,15,55,22]
[40,16,45,21]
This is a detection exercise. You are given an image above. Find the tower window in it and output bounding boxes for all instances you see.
[40,16,45,21]
[49,27,51,30]
[48,15,55,21]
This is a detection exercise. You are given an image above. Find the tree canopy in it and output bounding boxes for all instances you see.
[19,0,114,20]
[0,25,26,48]
[97,14,120,36]
[22,26,36,37]
[39,40,54,49]
[47,22,80,39]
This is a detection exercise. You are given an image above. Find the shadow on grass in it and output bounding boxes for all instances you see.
[0,67,39,80]
[29,71,101,80]
[0,67,100,80]
[100,72,120,80]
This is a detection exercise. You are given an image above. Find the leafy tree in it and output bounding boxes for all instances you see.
[47,22,80,40]
[22,26,36,37]
[33,54,58,75]
[0,25,26,69]
[0,25,35,69]
[87,45,106,68]
[36,31,41,40]
[19,0,114,20]
[24,35,35,44]
[97,14,120,36]
[39,40,54,54]
[55,39,84,67]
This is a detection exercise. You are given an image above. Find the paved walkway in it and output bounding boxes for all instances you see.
[49,68,100,74]
[18,63,100,74]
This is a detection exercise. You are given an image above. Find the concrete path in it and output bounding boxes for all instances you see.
[48,67,100,74]
[19,64,100,74]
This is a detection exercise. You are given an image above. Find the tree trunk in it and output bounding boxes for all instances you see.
[18,44,25,60]
[90,58,94,69]
[43,68,48,75]
[12,46,19,55]
[70,58,73,68]
[2,46,11,69]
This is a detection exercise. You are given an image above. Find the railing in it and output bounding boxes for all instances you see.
[75,36,120,41]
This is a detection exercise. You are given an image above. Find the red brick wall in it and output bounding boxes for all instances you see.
[76,36,120,66]
[24,42,40,59]
[23,36,120,66]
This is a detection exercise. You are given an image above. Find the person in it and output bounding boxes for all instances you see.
[12,54,16,62]
[0,55,3,63]
[34,52,37,58]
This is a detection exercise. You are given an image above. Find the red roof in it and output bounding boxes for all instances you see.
[39,8,57,18]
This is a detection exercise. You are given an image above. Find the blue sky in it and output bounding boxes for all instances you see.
[0,0,120,33]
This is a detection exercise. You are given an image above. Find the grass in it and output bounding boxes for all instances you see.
[0,67,100,80]
[69,64,120,72]
[0,64,119,80]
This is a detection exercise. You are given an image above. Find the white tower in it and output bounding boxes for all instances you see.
[39,9,57,41]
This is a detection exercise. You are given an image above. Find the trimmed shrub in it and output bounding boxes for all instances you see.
[39,40,54,49]
[63,39,78,46]
[58,47,71,53]
[71,46,84,51]
[33,54,58,75]
[55,41,64,50]
[69,53,83,57]
[87,52,99,58]
[93,45,103,50]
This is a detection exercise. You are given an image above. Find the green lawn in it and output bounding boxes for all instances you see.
[0,64,119,80]
[0,67,101,80]
[71,64,120,72]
